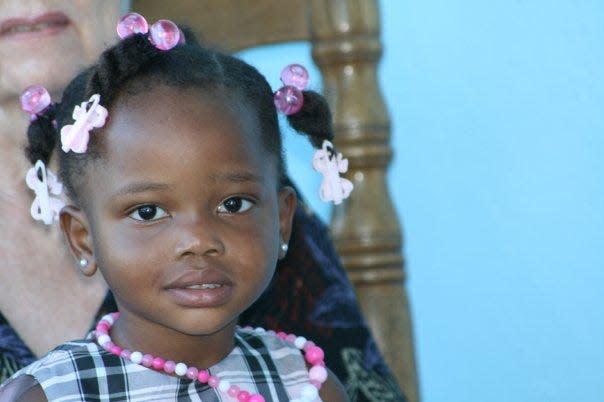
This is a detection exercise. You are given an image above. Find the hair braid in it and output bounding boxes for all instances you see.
[286,90,334,149]
[24,105,58,166]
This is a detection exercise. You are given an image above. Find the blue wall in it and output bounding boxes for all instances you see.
[239,1,604,401]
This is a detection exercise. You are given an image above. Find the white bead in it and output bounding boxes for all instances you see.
[174,362,188,376]
[130,351,143,364]
[218,379,230,392]
[97,334,111,346]
[255,327,266,334]
[102,314,115,325]
[300,384,319,400]
[294,336,307,349]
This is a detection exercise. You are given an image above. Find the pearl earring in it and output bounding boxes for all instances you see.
[281,243,289,254]
[78,258,88,268]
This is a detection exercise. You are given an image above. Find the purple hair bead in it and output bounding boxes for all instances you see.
[274,85,304,115]
[149,19,181,51]
[116,12,149,39]
[20,85,51,117]
[280,64,309,90]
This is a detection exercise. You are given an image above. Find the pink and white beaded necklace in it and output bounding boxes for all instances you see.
[95,312,327,402]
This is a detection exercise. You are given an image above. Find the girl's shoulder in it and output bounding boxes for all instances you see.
[0,339,96,402]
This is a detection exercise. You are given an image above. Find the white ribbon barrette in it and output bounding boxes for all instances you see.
[25,160,65,225]
[60,94,108,153]
[312,140,354,205]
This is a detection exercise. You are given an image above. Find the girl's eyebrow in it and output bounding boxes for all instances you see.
[208,171,265,183]
[112,182,172,198]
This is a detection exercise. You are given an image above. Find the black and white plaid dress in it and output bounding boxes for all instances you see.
[3,327,321,401]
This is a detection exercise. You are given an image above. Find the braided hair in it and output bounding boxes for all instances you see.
[24,28,334,205]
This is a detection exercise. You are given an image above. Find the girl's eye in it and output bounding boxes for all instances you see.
[217,197,254,214]
[129,205,169,221]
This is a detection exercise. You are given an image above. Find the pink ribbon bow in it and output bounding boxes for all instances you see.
[60,94,108,153]
[25,160,65,225]
[312,140,354,205]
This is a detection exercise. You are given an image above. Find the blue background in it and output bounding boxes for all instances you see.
[239,1,604,401]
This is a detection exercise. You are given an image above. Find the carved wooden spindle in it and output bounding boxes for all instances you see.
[309,1,419,401]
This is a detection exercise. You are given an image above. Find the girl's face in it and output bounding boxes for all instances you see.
[62,85,295,346]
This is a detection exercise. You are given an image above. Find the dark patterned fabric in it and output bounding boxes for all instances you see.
[0,201,407,401]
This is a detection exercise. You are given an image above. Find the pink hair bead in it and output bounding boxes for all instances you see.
[116,12,149,39]
[152,357,165,370]
[197,369,210,383]
[20,85,51,116]
[141,354,153,367]
[273,85,303,115]
[185,366,198,380]
[248,395,266,402]
[163,360,176,374]
[149,19,181,51]
[305,346,324,365]
[237,390,251,401]
[228,385,240,397]
[280,64,309,90]
[208,375,220,388]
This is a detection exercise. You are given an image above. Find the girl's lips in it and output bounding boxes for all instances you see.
[0,12,70,39]
[165,269,234,308]
[166,285,234,308]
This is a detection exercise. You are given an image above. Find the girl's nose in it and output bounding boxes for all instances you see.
[173,218,225,258]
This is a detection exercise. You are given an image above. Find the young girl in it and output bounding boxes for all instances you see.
[0,13,350,402]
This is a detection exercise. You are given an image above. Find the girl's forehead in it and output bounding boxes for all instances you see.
[96,85,276,177]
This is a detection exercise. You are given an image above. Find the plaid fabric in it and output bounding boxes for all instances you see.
[3,328,319,402]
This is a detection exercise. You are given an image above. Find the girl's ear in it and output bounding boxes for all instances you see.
[277,186,297,248]
[59,205,97,276]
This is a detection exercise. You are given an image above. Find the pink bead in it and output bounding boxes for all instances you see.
[116,12,149,39]
[152,357,165,370]
[208,375,220,388]
[96,322,110,333]
[305,346,324,365]
[309,365,328,383]
[280,64,309,90]
[110,345,122,356]
[274,85,303,115]
[163,360,176,374]
[141,354,154,367]
[103,341,114,352]
[237,391,251,401]
[120,349,132,360]
[186,367,198,380]
[20,85,51,115]
[286,334,297,343]
[228,385,240,397]
[310,379,323,389]
[248,395,265,402]
[197,369,210,383]
[303,340,316,351]
[276,331,287,340]
[149,19,181,51]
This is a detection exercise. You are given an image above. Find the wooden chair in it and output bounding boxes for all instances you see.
[131,1,419,401]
